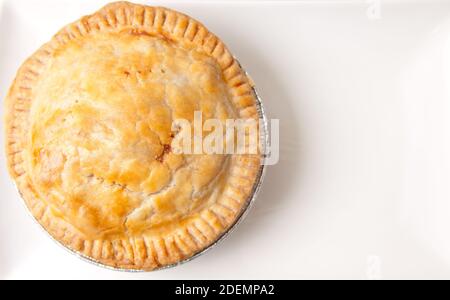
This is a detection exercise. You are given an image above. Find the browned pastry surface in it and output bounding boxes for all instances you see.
[5,1,261,270]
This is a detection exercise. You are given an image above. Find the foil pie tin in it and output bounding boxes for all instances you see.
[15,66,269,272]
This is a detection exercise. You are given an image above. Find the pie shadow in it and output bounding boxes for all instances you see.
[171,45,304,271]
[0,3,303,276]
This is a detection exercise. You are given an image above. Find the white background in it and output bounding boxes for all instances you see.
[1,0,450,280]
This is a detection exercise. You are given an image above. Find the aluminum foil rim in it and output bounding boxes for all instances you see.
[12,62,269,273]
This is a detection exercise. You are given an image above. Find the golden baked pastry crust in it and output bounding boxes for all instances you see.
[5,2,262,270]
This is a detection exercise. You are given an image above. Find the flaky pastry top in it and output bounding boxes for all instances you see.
[5,1,262,270]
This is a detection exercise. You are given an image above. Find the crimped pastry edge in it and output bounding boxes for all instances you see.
[4,1,263,271]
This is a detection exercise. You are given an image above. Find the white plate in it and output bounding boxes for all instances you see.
[2,0,450,280]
